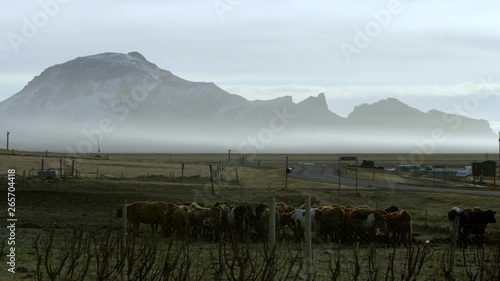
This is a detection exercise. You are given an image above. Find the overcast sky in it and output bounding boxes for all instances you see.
[1,0,499,131]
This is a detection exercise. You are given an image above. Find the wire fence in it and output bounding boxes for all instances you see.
[22,196,500,281]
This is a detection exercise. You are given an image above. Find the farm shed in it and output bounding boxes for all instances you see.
[471,160,497,177]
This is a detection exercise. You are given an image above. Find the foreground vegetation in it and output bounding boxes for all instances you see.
[4,226,500,280]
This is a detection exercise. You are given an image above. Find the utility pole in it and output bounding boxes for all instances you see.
[228,149,231,162]
[285,156,288,189]
[6,131,9,150]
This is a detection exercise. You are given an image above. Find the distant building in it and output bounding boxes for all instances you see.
[471,160,497,177]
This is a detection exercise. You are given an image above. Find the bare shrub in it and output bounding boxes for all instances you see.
[26,225,500,280]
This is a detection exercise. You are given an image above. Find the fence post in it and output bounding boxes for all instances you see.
[209,165,215,196]
[96,168,99,179]
[41,159,44,178]
[449,216,460,278]
[285,156,288,189]
[269,194,276,281]
[59,159,63,178]
[121,201,127,281]
[305,195,314,280]
[424,209,428,227]
[181,163,185,183]
[71,160,75,177]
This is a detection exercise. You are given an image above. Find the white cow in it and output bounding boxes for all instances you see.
[287,208,319,240]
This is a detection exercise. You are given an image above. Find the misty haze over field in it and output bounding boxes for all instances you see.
[1,1,499,154]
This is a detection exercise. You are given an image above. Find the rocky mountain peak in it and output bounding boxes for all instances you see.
[127,51,147,61]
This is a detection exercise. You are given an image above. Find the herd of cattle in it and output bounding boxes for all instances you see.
[116,201,497,247]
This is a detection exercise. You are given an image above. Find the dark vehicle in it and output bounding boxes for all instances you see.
[361,160,375,168]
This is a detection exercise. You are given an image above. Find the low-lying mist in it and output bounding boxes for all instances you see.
[3,122,498,155]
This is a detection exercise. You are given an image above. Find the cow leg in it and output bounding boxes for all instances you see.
[130,222,140,237]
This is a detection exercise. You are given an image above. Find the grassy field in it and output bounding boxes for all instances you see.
[1,151,500,280]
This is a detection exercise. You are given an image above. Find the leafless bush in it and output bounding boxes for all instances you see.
[27,226,500,280]
[398,246,434,281]
[93,228,123,281]
[367,243,379,280]
[326,247,342,281]
[33,228,92,281]
[60,230,92,281]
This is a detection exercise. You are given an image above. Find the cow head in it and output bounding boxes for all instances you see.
[279,211,293,227]
[384,206,399,213]
[485,210,497,224]
[376,211,389,235]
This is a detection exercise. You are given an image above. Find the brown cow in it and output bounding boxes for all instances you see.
[276,202,294,215]
[255,207,280,241]
[384,210,412,246]
[170,205,191,238]
[189,206,223,241]
[214,202,231,238]
[160,201,183,237]
[116,201,169,235]
[315,206,345,243]
[346,208,388,244]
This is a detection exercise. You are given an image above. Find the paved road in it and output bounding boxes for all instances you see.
[290,164,500,197]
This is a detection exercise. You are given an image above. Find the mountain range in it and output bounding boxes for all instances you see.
[0,52,496,153]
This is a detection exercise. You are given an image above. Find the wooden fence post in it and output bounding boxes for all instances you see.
[305,195,314,280]
[59,159,63,178]
[269,194,276,281]
[181,163,185,183]
[209,165,215,196]
[425,209,428,227]
[121,201,127,281]
[449,216,460,278]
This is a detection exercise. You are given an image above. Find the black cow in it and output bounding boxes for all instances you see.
[458,209,496,248]
[227,205,256,241]
[385,206,399,213]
